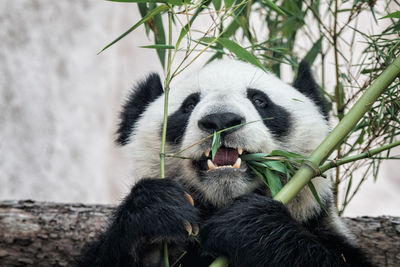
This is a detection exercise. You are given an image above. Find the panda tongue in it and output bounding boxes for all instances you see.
[213,147,238,166]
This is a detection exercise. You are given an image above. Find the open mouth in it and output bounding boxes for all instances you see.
[193,147,245,171]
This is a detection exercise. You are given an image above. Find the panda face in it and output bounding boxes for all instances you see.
[120,59,331,213]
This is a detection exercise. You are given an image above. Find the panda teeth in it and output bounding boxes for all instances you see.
[237,148,243,155]
[207,159,217,170]
[207,158,242,170]
[232,158,241,169]
[204,150,211,158]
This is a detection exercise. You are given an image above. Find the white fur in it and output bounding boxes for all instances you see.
[126,59,331,221]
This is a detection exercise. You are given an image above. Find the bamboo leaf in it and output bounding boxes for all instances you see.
[98,4,169,54]
[203,37,266,71]
[269,150,305,159]
[307,181,328,215]
[240,153,270,161]
[265,168,282,197]
[140,44,175,49]
[249,165,269,186]
[380,11,400,19]
[213,0,222,10]
[107,0,184,6]
[343,174,353,207]
[137,3,151,35]
[265,161,287,174]
[303,37,322,65]
[262,0,286,15]
[150,3,167,68]
[211,132,220,160]
[224,0,235,9]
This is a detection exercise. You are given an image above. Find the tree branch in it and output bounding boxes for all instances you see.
[0,200,399,266]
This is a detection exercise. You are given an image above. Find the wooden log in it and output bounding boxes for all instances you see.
[0,200,399,266]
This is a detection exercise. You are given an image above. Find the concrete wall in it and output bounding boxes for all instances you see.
[0,0,162,203]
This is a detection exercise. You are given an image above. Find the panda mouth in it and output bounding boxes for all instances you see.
[193,147,244,171]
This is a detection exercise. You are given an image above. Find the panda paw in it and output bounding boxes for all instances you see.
[119,178,199,241]
[200,193,294,264]
[78,178,199,266]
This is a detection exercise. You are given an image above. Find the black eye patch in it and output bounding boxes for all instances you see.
[247,88,292,138]
[165,93,201,144]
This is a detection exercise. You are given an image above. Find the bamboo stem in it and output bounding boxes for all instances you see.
[319,140,400,174]
[161,8,174,267]
[209,54,400,267]
[274,55,400,205]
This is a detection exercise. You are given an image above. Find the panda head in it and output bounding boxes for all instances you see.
[117,59,331,221]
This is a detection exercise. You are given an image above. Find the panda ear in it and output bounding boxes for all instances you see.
[116,73,164,145]
[293,61,329,118]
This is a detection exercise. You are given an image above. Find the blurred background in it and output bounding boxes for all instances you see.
[0,0,399,216]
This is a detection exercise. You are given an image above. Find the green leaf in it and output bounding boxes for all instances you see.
[249,161,270,168]
[137,3,150,35]
[240,153,270,161]
[98,4,169,54]
[265,161,287,174]
[224,0,235,9]
[140,44,175,49]
[262,0,286,15]
[265,169,282,197]
[204,37,266,71]
[150,3,167,68]
[307,182,329,215]
[108,0,185,6]
[212,0,221,10]
[211,131,220,160]
[303,37,322,65]
[176,26,189,50]
[269,150,305,159]
[222,19,241,38]
[380,11,400,19]
[248,165,269,186]
[343,174,353,207]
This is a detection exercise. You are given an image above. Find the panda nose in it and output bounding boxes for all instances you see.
[198,112,245,134]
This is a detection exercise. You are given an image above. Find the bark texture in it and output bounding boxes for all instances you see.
[0,200,399,266]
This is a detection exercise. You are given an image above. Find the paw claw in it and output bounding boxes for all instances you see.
[192,224,199,236]
[184,192,194,206]
[184,220,192,236]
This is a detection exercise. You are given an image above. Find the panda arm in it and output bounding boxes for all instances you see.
[305,215,375,267]
[77,178,199,267]
[201,193,371,267]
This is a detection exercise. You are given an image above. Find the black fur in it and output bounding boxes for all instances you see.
[80,66,374,266]
[116,74,164,145]
[78,181,374,266]
[201,193,373,267]
[293,61,329,118]
[77,178,201,266]
[247,89,292,138]
[198,112,245,134]
[165,93,200,144]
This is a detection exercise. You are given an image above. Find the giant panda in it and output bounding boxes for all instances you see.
[78,59,374,267]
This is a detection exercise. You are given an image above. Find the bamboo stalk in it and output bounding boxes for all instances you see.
[274,55,400,204]
[161,7,174,267]
[209,55,400,267]
[319,140,400,174]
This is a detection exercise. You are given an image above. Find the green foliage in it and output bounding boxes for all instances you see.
[211,131,220,161]
[102,2,400,265]
[241,150,305,197]
[98,4,168,54]
[103,0,400,216]
[380,11,400,19]
[202,37,266,71]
